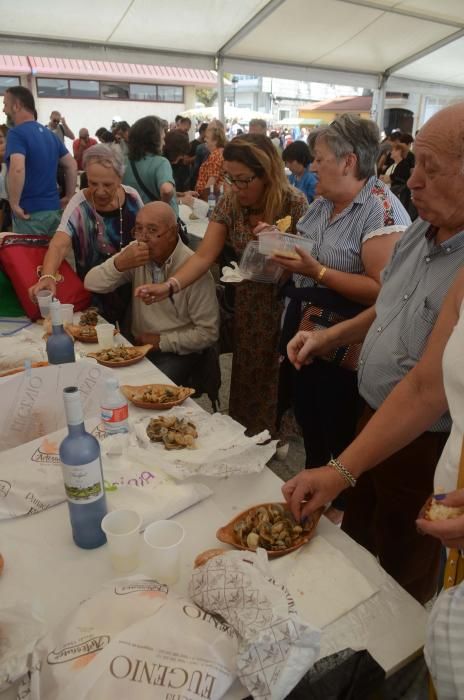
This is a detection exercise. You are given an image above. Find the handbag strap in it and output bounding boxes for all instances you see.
[129,160,158,202]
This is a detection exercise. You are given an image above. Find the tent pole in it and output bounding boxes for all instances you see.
[216,56,225,124]
[373,74,387,132]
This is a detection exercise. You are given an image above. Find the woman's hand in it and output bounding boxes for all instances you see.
[271,245,321,278]
[282,466,347,523]
[253,221,274,235]
[179,191,200,207]
[134,282,170,305]
[28,276,57,303]
[416,490,464,549]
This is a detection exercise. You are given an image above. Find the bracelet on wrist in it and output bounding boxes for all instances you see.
[167,276,181,294]
[316,265,327,284]
[328,458,357,488]
[39,273,59,284]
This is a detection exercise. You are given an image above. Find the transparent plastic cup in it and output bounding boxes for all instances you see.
[36,290,53,319]
[101,509,142,573]
[60,304,74,325]
[96,323,115,349]
[143,520,185,585]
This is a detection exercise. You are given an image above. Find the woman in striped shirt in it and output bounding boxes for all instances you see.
[275,114,410,519]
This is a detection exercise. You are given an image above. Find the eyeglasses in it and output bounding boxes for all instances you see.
[132,224,173,241]
[223,173,257,189]
[52,119,60,124]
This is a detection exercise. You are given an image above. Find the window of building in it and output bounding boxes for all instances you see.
[69,79,99,98]
[37,78,69,97]
[0,75,20,95]
[130,83,157,101]
[100,81,130,100]
[157,85,183,103]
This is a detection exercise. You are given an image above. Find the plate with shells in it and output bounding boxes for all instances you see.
[121,383,195,409]
[216,502,323,558]
[86,344,152,367]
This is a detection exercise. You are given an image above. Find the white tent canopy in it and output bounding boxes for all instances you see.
[2,0,464,106]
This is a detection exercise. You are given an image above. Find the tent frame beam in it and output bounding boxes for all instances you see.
[385,27,464,75]
[336,0,464,28]
[218,0,286,56]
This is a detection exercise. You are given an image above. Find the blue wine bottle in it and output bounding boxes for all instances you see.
[59,386,107,549]
[46,300,75,365]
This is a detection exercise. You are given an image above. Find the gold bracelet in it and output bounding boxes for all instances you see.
[328,458,357,488]
[39,273,59,284]
[317,265,327,283]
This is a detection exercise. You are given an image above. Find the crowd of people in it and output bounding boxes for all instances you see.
[2,83,464,696]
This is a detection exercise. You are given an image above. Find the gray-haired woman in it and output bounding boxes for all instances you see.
[29,144,143,306]
[274,114,411,521]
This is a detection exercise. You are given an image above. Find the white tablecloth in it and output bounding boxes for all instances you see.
[0,324,428,697]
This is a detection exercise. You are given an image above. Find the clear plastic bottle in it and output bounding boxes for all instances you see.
[207,184,216,218]
[46,299,75,365]
[101,376,129,434]
[59,386,107,549]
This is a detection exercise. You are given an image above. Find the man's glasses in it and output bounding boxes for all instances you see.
[52,119,60,124]
[223,173,257,189]
[132,225,173,241]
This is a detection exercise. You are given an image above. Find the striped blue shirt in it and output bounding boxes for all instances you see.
[359,218,464,431]
[295,175,411,289]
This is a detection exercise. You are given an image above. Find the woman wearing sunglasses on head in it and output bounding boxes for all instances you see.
[135,134,308,437]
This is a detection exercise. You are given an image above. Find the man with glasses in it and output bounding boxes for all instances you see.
[47,111,75,143]
[84,201,219,384]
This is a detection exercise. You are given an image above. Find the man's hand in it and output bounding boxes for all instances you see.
[134,282,170,305]
[416,490,464,549]
[29,276,56,302]
[271,245,320,278]
[134,332,160,350]
[114,241,150,272]
[282,466,347,523]
[11,204,30,221]
[287,329,332,369]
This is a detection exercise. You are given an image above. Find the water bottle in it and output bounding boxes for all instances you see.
[46,299,75,365]
[101,376,129,434]
[59,386,107,549]
[207,184,216,218]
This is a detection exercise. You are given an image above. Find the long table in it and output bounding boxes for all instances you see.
[0,327,428,697]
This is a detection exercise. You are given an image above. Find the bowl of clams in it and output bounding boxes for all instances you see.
[216,502,323,558]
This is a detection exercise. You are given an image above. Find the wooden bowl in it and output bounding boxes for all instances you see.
[121,383,195,409]
[86,344,152,368]
[0,361,49,377]
[216,502,323,558]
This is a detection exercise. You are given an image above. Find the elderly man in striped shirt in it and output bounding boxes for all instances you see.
[282,102,464,604]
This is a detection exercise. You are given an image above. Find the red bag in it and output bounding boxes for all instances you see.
[0,234,91,320]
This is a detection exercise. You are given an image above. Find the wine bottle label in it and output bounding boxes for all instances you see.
[101,405,128,423]
[61,458,104,504]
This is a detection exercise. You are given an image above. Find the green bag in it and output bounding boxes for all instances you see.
[0,270,25,316]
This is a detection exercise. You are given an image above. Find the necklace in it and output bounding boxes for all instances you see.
[90,190,124,256]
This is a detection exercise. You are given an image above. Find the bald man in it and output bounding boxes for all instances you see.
[73,128,97,171]
[84,202,219,383]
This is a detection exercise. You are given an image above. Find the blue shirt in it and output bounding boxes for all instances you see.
[288,168,317,203]
[5,121,67,213]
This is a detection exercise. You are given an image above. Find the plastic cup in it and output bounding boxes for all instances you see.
[96,323,115,349]
[60,304,74,325]
[101,509,142,573]
[143,520,185,585]
[36,290,53,319]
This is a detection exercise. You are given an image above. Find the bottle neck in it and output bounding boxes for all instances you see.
[52,323,64,334]
[67,422,86,437]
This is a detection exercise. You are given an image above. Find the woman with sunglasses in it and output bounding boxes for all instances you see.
[135,133,308,437]
[28,144,143,322]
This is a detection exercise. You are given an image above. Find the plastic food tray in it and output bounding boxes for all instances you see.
[258,229,314,258]
[239,241,283,284]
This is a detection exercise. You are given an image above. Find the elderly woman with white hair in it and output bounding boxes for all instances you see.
[29,144,143,314]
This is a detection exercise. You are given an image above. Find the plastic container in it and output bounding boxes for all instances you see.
[258,227,315,259]
[238,241,283,284]
[101,376,129,434]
